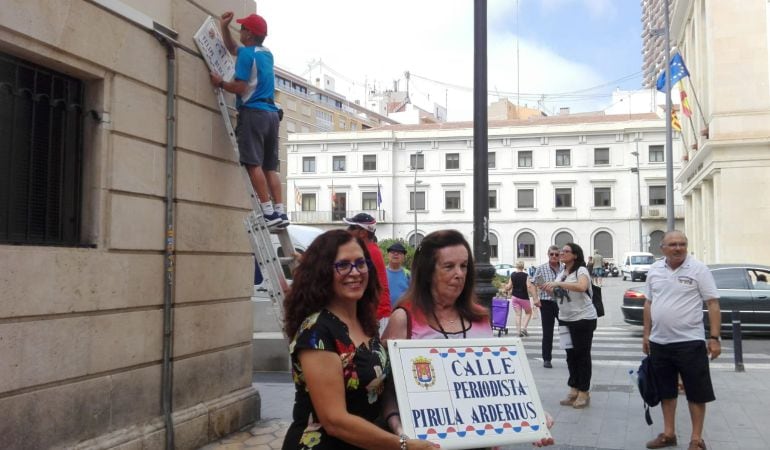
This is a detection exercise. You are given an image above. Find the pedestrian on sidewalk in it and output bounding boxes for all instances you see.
[280,230,435,450]
[543,243,597,409]
[643,231,721,450]
[530,246,563,368]
[592,249,604,286]
[385,242,410,307]
[209,11,288,229]
[504,261,533,337]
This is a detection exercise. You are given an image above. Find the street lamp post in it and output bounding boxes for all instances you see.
[411,150,423,246]
[631,140,643,251]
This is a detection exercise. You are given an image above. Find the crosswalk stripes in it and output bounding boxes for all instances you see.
[503,325,770,370]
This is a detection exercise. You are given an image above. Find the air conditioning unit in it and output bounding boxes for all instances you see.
[648,208,661,217]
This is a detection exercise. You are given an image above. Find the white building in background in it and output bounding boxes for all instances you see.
[286,113,684,265]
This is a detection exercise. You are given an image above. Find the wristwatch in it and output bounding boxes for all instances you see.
[709,335,721,342]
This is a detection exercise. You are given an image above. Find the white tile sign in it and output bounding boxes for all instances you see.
[388,337,550,450]
[193,16,235,81]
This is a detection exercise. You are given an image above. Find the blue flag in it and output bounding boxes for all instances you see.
[377,182,383,207]
[656,52,690,92]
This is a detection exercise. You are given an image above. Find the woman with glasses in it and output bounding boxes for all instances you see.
[281,230,435,450]
[543,243,597,409]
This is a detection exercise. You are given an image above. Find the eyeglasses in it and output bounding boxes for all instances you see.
[549,253,560,257]
[664,242,687,248]
[333,258,370,276]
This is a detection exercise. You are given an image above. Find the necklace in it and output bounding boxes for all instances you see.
[431,309,466,339]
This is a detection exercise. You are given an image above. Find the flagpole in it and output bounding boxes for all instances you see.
[664,0,675,231]
[686,76,708,128]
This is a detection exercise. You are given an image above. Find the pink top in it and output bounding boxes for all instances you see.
[400,303,492,340]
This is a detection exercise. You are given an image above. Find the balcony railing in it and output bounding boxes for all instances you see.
[642,205,684,219]
[290,210,387,224]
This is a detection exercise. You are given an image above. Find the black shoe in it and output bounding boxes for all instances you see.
[543,361,553,368]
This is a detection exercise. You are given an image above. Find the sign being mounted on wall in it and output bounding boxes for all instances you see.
[193,16,235,81]
[388,338,550,449]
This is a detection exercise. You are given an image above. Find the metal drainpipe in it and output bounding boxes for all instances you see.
[154,31,177,450]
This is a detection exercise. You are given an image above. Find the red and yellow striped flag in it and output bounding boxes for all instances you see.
[672,110,682,132]
[677,80,692,118]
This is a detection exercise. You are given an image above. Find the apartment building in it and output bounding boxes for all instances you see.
[287,113,684,265]
[643,0,770,263]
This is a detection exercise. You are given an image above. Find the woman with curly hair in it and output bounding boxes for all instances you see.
[281,229,437,450]
[543,242,597,409]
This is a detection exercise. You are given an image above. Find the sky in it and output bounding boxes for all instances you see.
[256,0,644,121]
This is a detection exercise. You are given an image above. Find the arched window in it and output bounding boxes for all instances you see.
[489,233,499,259]
[593,231,613,259]
[554,231,573,248]
[409,233,424,247]
[516,232,535,258]
[650,230,664,256]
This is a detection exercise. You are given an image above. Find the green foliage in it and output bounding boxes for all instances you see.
[492,275,509,290]
[378,238,415,270]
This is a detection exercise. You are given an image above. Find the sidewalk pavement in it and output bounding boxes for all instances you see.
[202,352,770,450]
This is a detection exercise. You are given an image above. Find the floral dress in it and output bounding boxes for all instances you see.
[281,309,390,450]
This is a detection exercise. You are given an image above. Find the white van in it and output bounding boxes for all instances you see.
[620,252,656,281]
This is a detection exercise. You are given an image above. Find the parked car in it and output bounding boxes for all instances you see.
[621,263,770,332]
[494,263,514,278]
[620,251,656,281]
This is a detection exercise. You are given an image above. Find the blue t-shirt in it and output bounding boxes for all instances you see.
[386,267,410,307]
[234,46,278,112]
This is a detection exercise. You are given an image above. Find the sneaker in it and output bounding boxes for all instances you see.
[263,212,282,229]
[646,433,677,449]
[543,361,553,368]
[521,329,529,337]
[277,213,290,229]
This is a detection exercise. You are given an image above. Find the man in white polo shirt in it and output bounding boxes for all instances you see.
[642,231,721,450]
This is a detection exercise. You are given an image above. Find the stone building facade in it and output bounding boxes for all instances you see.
[0,0,262,448]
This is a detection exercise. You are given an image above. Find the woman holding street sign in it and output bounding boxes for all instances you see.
[382,230,554,447]
[542,242,597,409]
[281,230,437,450]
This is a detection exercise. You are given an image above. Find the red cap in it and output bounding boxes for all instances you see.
[236,14,267,37]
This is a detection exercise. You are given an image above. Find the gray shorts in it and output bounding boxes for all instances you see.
[236,108,280,171]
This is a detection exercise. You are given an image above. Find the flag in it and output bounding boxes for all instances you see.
[295,189,302,206]
[677,80,692,118]
[672,110,682,132]
[376,180,382,208]
[656,52,690,92]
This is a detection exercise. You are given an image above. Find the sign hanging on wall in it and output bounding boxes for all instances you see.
[193,16,235,81]
[388,337,550,449]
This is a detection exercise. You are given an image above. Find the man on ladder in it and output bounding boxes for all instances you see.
[209,11,288,230]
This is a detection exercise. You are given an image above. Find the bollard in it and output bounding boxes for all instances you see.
[731,309,745,372]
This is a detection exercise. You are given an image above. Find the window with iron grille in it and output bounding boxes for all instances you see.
[363,154,376,171]
[1,52,84,246]
[517,232,536,258]
[446,153,460,170]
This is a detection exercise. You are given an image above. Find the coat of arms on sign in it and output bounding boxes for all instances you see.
[412,356,436,389]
